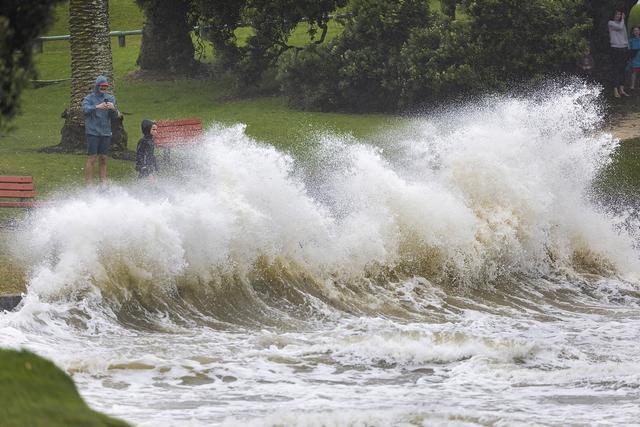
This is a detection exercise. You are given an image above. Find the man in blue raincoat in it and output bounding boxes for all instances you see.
[81,75,122,186]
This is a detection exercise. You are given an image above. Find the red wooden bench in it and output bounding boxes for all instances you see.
[154,118,203,147]
[0,176,38,208]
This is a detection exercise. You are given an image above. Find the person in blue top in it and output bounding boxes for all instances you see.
[629,26,640,89]
[81,75,122,186]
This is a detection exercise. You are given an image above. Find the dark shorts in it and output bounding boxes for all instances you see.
[86,135,111,156]
[610,47,629,87]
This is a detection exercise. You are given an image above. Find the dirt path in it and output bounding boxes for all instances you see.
[605,110,640,141]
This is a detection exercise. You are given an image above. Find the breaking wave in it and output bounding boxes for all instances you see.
[7,82,640,325]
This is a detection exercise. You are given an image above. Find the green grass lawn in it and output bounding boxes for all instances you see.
[0,349,130,427]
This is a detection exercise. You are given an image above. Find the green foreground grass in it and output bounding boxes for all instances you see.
[0,349,130,427]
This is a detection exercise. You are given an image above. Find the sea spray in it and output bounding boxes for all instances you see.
[5,86,638,310]
[8,83,638,318]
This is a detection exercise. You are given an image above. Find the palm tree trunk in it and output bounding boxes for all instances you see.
[58,0,127,154]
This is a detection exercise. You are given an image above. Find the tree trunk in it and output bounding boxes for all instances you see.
[57,0,127,154]
[137,0,195,74]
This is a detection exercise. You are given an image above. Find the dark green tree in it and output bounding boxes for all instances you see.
[278,0,433,111]
[0,0,63,132]
[398,16,484,107]
[192,0,244,69]
[136,0,196,74]
[196,0,346,91]
[466,0,590,88]
[279,0,591,112]
[277,44,341,110]
[440,0,457,19]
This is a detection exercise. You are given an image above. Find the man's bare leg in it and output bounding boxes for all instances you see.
[98,155,107,185]
[86,155,97,186]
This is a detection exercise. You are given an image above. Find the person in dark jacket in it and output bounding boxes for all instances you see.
[135,119,159,179]
[81,75,122,186]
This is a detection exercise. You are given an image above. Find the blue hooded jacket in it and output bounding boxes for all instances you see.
[81,75,120,136]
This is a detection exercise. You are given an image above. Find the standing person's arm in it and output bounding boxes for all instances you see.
[609,17,630,48]
[143,143,156,174]
[81,96,96,116]
[135,140,142,171]
[139,143,149,173]
[610,20,626,31]
[107,98,122,119]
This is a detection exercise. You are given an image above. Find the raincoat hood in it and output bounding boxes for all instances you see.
[94,75,109,94]
[141,119,155,137]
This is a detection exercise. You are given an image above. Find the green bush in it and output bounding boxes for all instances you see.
[467,0,590,86]
[398,17,487,108]
[440,0,457,18]
[278,0,591,112]
[277,45,341,110]
[278,0,433,111]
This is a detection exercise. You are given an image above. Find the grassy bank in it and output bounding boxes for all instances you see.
[0,349,130,427]
[595,137,640,200]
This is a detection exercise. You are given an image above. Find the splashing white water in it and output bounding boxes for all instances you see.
[11,83,637,306]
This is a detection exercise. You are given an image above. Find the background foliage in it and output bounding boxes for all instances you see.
[0,0,62,131]
[3,0,640,123]
[191,0,346,92]
[278,0,433,111]
[278,0,592,111]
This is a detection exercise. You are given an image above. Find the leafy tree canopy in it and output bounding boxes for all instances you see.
[278,0,594,112]
[195,0,347,90]
[0,0,62,132]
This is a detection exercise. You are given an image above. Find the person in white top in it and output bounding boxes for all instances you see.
[609,9,630,98]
